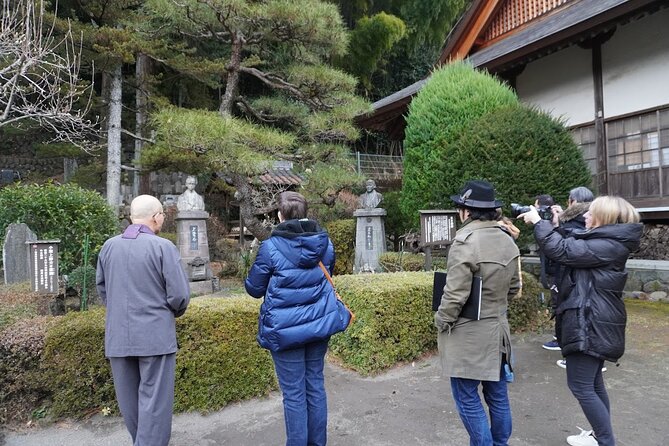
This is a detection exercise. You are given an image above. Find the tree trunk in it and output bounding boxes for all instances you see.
[219,33,243,117]
[106,63,122,210]
[133,53,149,197]
[229,173,270,241]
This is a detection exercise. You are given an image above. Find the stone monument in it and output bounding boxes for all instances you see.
[353,179,387,273]
[175,175,213,295]
[3,223,37,284]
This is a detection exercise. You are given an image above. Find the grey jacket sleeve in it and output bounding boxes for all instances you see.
[95,245,107,306]
[163,244,190,317]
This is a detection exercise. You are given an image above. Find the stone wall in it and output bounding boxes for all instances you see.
[0,155,64,177]
[633,224,669,260]
[522,257,669,302]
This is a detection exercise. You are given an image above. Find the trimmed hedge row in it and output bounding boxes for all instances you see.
[0,297,277,422]
[329,271,549,375]
[1,272,548,421]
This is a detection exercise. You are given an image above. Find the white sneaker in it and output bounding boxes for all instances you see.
[566,427,598,446]
[556,359,607,372]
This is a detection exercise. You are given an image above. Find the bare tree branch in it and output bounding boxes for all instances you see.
[0,0,99,151]
[121,127,155,144]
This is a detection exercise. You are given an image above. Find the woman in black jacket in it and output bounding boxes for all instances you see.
[520,196,642,446]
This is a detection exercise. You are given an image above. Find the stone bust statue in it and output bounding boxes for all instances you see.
[358,179,383,209]
[177,175,205,211]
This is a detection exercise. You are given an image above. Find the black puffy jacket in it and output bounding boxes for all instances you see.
[534,220,643,362]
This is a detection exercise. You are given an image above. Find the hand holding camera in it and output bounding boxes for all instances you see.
[511,203,553,225]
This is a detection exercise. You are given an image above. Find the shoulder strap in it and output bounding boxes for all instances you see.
[318,261,335,287]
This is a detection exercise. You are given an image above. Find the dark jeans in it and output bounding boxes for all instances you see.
[450,364,512,446]
[271,339,329,446]
[565,353,614,445]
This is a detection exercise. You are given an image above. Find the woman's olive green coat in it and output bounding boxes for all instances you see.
[434,219,521,381]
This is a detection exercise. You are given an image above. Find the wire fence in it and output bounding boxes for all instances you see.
[353,152,404,180]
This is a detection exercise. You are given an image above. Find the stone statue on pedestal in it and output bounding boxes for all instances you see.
[353,179,386,273]
[177,175,205,211]
[358,179,383,209]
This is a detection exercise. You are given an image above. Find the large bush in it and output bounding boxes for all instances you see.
[0,183,118,274]
[452,105,592,248]
[36,298,276,418]
[324,219,356,275]
[329,272,435,375]
[0,316,54,425]
[401,62,518,225]
[329,271,549,375]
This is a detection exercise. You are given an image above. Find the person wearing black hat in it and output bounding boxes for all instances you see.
[435,179,521,446]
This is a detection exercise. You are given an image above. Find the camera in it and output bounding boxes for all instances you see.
[510,203,553,220]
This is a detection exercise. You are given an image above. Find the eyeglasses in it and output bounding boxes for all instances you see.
[153,212,165,218]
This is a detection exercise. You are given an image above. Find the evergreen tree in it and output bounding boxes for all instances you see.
[136,0,370,239]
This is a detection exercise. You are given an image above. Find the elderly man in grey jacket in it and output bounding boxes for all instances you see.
[97,195,190,446]
[435,180,521,446]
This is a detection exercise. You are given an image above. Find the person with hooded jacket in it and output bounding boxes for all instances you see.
[520,196,642,446]
[245,191,347,446]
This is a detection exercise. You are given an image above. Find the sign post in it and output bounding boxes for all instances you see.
[419,210,458,270]
[27,240,60,294]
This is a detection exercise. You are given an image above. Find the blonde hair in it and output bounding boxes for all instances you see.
[588,196,640,227]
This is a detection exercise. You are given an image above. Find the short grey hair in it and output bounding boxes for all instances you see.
[569,186,594,203]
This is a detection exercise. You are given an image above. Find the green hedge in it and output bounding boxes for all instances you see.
[329,272,435,375]
[0,316,54,424]
[324,219,356,275]
[2,298,276,420]
[401,61,518,225]
[378,252,448,272]
[329,271,549,375]
[173,298,276,412]
[1,273,548,420]
[0,183,118,274]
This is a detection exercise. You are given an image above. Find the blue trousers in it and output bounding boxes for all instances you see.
[271,340,329,446]
[450,364,512,446]
[566,352,614,445]
[109,354,176,446]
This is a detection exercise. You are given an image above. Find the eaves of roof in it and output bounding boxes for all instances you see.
[257,168,303,186]
[357,0,665,130]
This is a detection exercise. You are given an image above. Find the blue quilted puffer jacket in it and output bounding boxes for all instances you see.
[245,218,343,352]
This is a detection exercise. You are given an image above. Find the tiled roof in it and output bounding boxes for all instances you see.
[258,168,304,186]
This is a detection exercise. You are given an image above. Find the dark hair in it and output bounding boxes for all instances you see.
[535,194,555,207]
[278,191,308,220]
[464,207,498,221]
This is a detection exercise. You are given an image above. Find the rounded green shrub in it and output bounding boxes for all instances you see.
[509,271,552,333]
[173,298,276,412]
[36,298,277,418]
[452,105,592,249]
[401,61,518,225]
[329,272,436,375]
[324,219,356,275]
[0,316,55,424]
[41,308,115,417]
[329,270,550,375]
[0,183,118,274]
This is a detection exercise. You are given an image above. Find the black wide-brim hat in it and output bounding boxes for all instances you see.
[450,180,504,209]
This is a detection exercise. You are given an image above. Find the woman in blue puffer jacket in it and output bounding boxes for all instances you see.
[245,191,343,446]
[520,196,642,446]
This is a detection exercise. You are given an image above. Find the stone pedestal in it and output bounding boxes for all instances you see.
[175,210,213,294]
[353,208,387,273]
